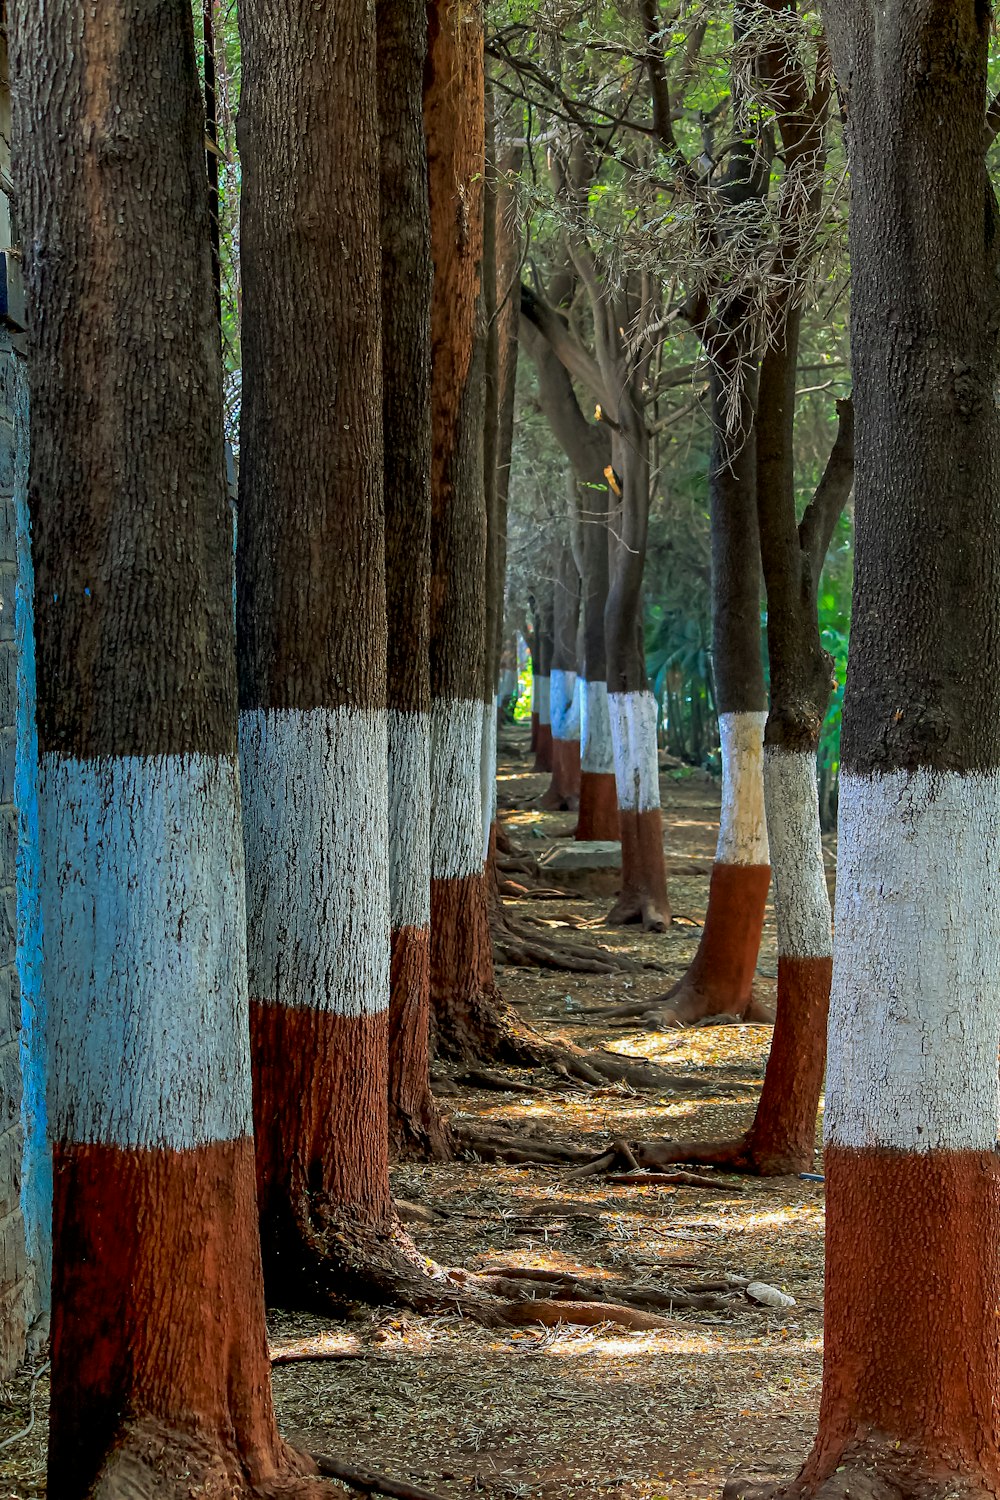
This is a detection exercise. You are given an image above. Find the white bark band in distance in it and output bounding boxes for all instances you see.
[825,768,1000,1153]
[581,679,614,775]
[240,706,391,1018]
[43,751,254,1150]
[430,696,486,880]
[763,746,832,959]
[550,670,581,742]
[388,708,430,930]
[717,711,769,866]
[608,690,660,812]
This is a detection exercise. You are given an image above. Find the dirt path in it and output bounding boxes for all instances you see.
[0,724,832,1500]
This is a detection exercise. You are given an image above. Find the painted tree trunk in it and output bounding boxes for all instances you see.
[544,542,582,810]
[532,603,553,772]
[238,0,413,1303]
[425,0,504,1064]
[664,353,768,1018]
[577,476,618,840]
[605,421,670,931]
[379,0,448,1161]
[736,4,1000,1495]
[12,4,310,1492]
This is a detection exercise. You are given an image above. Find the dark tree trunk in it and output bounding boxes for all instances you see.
[543,538,582,810]
[379,0,450,1161]
[604,405,671,931]
[532,583,554,771]
[12,3,313,1493]
[425,0,513,1065]
[661,324,769,1021]
[238,0,422,1306]
[731,5,1000,1498]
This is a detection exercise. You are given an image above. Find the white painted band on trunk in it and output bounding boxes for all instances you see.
[716,711,769,866]
[536,674,551,727]
[388,709,430,930]
[430,697,486,880]
[763,747,832,960]
[481,704,497,865]
[608,690,660,812]
[550,669,581,742]
[42,752,253,1150]
[581,679,615,775]
[825,768,1000,1153]
[240,707,390,1018]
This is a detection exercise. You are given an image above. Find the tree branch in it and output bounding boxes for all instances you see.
[798,395,855,579]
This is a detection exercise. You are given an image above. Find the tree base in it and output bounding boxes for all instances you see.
[724,1438,1000,1500]
[606,888,670,933]
[87,1419,324,1500]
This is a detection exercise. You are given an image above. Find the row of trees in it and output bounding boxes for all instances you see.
[6,0,999,1496]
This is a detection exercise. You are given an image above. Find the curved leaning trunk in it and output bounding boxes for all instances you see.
[14,2,307,1490]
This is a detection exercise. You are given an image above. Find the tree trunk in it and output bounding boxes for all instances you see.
[732,5,1000,1497]
[12,4,314,1493]
[605,411,671,931]
[544,536,582,809]
[577,469,618,840]
[532,589,554,771]
[379,0,450,1161]
[238,0,420,1304]
[425,0,512,1064]
[662,335,769,1019]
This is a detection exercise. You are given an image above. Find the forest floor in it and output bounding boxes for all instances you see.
[0,722,836,1500]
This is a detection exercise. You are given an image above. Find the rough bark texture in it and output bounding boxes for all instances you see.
[378,0,449,1161]
[238,0,409,1305]
[426,0,515,1063]
[544,541,582,809]
[11,3,313,1493]
[726,5,1000,1498]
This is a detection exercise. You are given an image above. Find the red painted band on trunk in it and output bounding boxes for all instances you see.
[610,808,671,927]
[430,871,501,1060]
[530,711,539,751]
[543,737,581,808]
[389,924,447,1158]
[533,721,553,772]
[744,954,831,1173]
[668,861,770,1019]
[250,1001,392,1278]
[49,1137,285,1498]
[576,771,619,841]
[802,1145,1000,1491]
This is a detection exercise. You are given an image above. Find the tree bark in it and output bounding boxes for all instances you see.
[532,586,554,771]
[730,4,1000,1497]
[426,0,515,1064]
[518,310,618,836]
[605,407,671,930]
[660,324,769,1019]
[12,3,315,1493]
[544,536,582,809]
[238,0,422,1305]
[379,0,450,1161]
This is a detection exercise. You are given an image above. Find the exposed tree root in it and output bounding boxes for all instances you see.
[606,889,670,933]
[492,904,657,976]
[88,1419,325,1500]
[270,1335,363,1365]
[628,1135,769,1175]
[314,1455,450,1500]
[607,1170,745,1193]
[591,989,774,1029]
